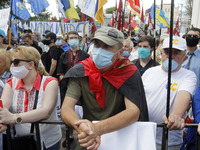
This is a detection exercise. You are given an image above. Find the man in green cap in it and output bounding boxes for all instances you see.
[61,27,149,150]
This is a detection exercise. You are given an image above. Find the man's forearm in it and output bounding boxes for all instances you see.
[61,101,81,133]
[171,91,191,117]
[49,64,56,75]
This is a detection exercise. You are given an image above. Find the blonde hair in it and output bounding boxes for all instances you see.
[0,49,12,72]
[11,46,48,76]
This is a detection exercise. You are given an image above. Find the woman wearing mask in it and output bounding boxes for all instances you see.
[0,46,62,150]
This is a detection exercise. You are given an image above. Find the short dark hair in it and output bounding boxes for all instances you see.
[187,27,200,35]
[24,29,32,34]
[67,31,79,39]
[138,36,154,48]
[45,32,57,43]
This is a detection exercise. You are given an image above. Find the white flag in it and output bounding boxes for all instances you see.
[0,8,10,36]
[57,0,66,16]
[78,0,96,19]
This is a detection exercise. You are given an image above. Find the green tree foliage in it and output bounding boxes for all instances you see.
[28,11,52,22]
[185,0,193,19]
[106,7,115,14]
[75,5,89,21]
[0,0,10,8]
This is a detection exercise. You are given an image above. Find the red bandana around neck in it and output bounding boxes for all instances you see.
[79,57,137,109]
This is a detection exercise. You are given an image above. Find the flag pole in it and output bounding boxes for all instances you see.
[161,0,174,149]
[122,0,126,33]
[153,0,156,62]
[9,0,13,47]
[159,0,163,36]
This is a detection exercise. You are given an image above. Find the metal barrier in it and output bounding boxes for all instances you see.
[5,121,200,150]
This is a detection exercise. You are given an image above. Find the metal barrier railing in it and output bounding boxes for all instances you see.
[6,121,200,150]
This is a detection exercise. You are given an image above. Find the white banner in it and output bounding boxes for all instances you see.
[29,21,90,36]
[0,8,10,36]
[96,122,157,150]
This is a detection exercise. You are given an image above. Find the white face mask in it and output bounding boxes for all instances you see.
[10,66,29,79]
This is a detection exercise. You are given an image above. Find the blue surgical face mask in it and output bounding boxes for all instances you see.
[69,39,79,48]
[92,47,115,69]
[122,50,129,57]
[138,47,151,60]
[162,59,179,71]
[55,39,62,46]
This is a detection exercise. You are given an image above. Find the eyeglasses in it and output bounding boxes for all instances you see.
[186,34,199,38]
[10,59,31,66]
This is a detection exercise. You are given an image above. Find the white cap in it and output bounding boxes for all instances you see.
[162,36,187,51]
[160,34,169,41]
[78,32,83,37]
[56,34,64,39]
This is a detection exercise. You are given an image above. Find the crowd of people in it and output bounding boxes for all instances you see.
[0,25,200,150]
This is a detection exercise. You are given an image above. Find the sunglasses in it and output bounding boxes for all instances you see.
[186,34,199,38]
[10,59,31,66]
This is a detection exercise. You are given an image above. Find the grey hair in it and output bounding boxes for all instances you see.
[124,39,133,49]
[33,31,42,42]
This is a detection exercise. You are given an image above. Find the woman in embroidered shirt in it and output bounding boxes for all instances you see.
[0,46,62,150]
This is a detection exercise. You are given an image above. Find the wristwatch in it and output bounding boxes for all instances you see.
[15,113,22,124]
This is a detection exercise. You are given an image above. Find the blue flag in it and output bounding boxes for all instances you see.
[8,15,19,38]
[61,0,70,11]
[150,4,170,28]
[11,0,31,21]
[11,22,18,38]
[27,0,49,15]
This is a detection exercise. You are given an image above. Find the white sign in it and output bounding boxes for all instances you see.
[0,8,10,36]
[29,21,90,36]
[94,121,157,150]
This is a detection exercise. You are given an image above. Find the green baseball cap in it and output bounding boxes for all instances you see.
[92,27,124,46]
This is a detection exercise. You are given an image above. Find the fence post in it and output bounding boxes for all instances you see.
[195,133,200,150]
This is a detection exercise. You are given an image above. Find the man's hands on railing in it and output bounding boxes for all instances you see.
[162,114,185,130]
[75,119,101,150]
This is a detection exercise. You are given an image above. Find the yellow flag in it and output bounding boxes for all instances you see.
[134,26,140,31]
[65,0,80,20]
[95,0,108,25]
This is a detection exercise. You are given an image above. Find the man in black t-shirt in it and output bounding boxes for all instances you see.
[43,32,62,78]
[132,36,160,76]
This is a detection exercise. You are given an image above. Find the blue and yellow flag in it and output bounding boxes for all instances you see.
[11,0,30,21]
[95,0,108,25]
[27,0,49,15]
[150,4,170,28]
[65,0,80,20]
[61,0,70,11]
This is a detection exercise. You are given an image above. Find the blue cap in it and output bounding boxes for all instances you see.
[134,37,139,41]
[0,29,5,38]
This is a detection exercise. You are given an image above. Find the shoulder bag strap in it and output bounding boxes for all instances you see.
[30,76,43,150]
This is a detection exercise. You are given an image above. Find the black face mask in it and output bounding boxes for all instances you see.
[42,39,52,45]
[186,37,199,47]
